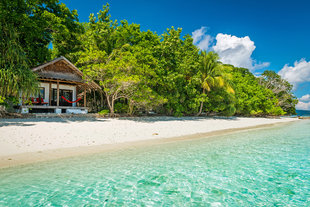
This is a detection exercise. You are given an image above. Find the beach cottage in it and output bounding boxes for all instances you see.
[20,57,100,114]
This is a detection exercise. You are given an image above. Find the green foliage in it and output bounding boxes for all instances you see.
[128,85,167,115]
[207,89,236,116]
[152,28,201,116]
[1,2,294,117]
[75,5,166,116]
[0,23,38,103]
[0,0,81,112]
[70,4,293,117]
[114,102,129,114]
[0,96,5,104]
[259,70,298,115]
[98,109,109,116]
[230,67,285,116]
[0,0,83,66]
[196,51,235,115]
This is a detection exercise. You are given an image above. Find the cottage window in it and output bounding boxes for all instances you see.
[39,87,45,99]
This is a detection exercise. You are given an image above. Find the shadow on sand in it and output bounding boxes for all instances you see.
[0,116,106,128]
[0,115,239,127]
[117,116,238,123]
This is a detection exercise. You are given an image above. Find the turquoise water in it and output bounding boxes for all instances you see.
[296,110,310,117]
[0,121,309,206]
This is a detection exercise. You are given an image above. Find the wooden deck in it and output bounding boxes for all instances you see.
[21,105,88,109]
[20,105,88,114]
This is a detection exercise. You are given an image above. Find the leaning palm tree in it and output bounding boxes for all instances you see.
[197,51,234,116]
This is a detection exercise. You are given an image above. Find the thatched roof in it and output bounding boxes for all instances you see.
[32,57,100,90]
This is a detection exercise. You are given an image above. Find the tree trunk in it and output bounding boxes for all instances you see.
[197,88,206,116]
[110,100,115,117]
[128,100,134,115]
[105,94,114,117]
[197,102,204,116]
[108,103,114,117]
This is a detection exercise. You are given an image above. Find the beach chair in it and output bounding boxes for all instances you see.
[40,98,48,105]
[36,98,48,105]
[31,97,39,104]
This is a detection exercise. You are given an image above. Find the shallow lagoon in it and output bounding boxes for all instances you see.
[0,120,309,206]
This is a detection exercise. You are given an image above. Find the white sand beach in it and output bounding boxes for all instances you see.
[0,116,298,168]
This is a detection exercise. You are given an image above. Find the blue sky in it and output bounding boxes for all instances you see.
[61,0,310,109]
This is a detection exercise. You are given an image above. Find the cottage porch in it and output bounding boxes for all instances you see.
[20,105,88,114]
[20,57,100,114]
[20,79,89,114]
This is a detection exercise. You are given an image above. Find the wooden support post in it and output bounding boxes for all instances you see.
[93,90,96,110]
[75,86,78,107]
[49,82,52,106]
[84,89,87,107]
[57,80,60,107]
[100,91,104,108]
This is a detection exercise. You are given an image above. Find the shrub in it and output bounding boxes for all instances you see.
[98,109,109,116]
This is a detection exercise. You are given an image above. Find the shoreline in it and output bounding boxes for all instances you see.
[0,117,299,169]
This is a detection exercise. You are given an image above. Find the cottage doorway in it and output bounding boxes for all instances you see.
[52,89,73,106]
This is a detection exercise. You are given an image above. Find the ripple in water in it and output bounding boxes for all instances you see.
[0,120,309,206]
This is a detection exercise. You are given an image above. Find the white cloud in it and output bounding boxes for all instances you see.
[212,33,269,71]
[296,101,310,110]
[253,62,270,70]
[300,94,310,102]
[192,27,206,44]
[278,59,310,88]
[192,28,270,71]
[192,27,213,51]
[296,94,310,110]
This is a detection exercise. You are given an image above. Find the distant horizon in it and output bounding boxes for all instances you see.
[61,0,310,110]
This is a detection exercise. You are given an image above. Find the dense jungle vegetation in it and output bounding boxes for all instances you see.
[0,1,298,116]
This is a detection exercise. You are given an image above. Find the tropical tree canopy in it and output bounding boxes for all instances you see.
[0,0,82,109]
[259,70,298,114]
[0,2,297,116]
[0,23,38,107]
[197,51,235,116]
[0,0,83,67]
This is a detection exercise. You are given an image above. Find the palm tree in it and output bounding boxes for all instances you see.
[197,51,234,116]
